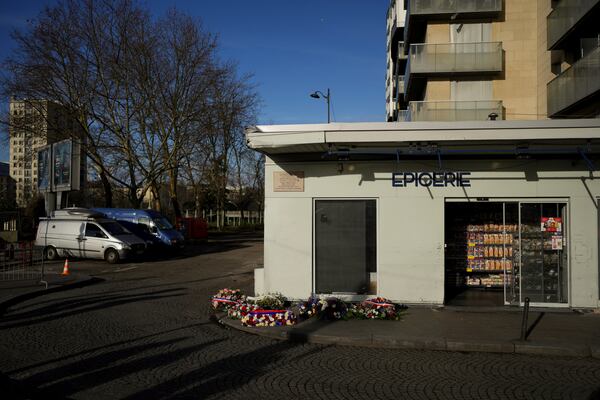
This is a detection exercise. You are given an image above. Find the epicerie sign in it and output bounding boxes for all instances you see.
[392,172,471,187]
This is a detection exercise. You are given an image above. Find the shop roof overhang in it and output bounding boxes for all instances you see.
[246,120,600,159]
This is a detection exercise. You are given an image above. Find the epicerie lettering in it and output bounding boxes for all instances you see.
[391,172,471,187]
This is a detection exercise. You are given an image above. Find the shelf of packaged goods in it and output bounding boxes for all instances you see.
[464,285,504,290]
[520,232,560,239]
[465,269,507,273]
[467,243,513,247]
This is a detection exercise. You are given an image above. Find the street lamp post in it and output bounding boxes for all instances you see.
[310,88,331,123]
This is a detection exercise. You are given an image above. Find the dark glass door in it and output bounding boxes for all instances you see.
[519,202,568,304]
[315,200,376,294]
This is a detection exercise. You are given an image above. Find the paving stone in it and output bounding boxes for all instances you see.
[446,340,514,354]
[0,233,599,400]
[514,342,591,358]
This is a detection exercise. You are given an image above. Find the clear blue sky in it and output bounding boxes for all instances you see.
[0,0,390,162]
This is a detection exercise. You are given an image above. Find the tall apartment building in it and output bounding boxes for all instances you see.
[546,0,600,118]
[0,161,16,208]
[386,0,599,122]
[9,98,86,207]
[385,0,408,121]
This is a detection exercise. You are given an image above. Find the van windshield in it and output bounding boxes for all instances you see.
[99,221,130,236]
[153,217,174,230]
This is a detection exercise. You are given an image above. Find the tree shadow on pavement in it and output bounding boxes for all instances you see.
[8,322,212,376]
[121,319,338,399]
[0,288,186,330]
[23,337,226,399]
[120,340,297,400]
[17,271,254,311]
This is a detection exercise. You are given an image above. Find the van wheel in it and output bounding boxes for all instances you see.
[45,246,58,261]
[105,249,119,264]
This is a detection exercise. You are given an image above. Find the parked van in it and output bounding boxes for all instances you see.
[92,208,185,249]
[36,208,146,263]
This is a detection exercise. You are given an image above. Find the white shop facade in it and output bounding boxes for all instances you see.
[247,120,600,309]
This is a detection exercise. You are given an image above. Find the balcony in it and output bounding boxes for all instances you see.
[397,110,411,122]
[391,41,408,63]
[547,0,600,50]
[547,46,600,117]
[396,75,406,96]
[408,100,504,121]
[409,42,503,75]
[405,0,503,45]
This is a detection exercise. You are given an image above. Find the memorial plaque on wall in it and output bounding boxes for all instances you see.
[273,171,304,192]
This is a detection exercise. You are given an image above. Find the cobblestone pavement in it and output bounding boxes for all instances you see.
[1,232,599,400]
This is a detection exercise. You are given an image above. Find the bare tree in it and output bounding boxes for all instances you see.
[138,10,218,218]
[200,63,259,228]
[2,0,261,220]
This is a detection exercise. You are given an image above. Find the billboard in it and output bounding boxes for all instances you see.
[53,140,72,190]
[37,145,51,192]
[36,139,82,193]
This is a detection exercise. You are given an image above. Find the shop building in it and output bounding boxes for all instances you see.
[247,119,600,309]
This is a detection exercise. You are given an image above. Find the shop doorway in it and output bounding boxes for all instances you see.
[314,199,376,295]
[444,200,569,307]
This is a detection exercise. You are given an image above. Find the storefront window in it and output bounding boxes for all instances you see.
[445,200,568,307]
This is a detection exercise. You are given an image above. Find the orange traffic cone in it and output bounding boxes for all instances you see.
[62,259,70,276]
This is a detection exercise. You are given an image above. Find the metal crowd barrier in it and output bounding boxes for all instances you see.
[0,242,45,283]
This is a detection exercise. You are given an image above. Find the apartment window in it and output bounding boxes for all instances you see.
[450,23,491,43]
[451,80,493,101]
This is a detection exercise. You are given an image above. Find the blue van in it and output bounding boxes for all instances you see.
[92,208,184,249]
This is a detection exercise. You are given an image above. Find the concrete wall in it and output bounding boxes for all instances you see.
[536,0,553,119]
[262,156,600,308]
[492,0,541,120]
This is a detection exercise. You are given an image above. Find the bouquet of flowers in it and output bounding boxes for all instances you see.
[211,288,245,311]
[298,296,321,319]
[227,302,261,320]
[346,297,406,320]
[241,310,297,327]
[298,296,347,320]
[254,293,287,310]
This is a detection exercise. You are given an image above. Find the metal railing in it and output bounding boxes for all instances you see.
[409,42,503,74]
[397,110,411,121]
[547,46,600,116]
[408,0,503,16]
[408,100,504,121]
[547,0,599,49]
[396,75,406,95]
[0,242,45,282]
[397,41,408,60]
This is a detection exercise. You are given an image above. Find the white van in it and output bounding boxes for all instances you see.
[35,208,146,264]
